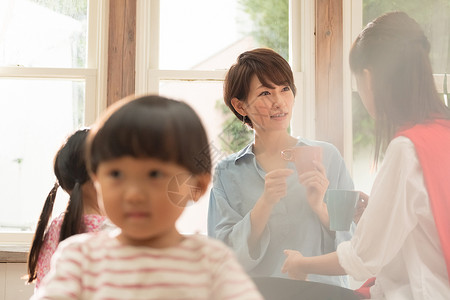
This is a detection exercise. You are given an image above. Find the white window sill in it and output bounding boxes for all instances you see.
[0,232,32,263]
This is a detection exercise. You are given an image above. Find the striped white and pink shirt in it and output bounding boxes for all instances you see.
[32,230,263,300]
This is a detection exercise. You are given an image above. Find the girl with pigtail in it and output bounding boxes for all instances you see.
[32,95,263,300]
[27,128,106,288]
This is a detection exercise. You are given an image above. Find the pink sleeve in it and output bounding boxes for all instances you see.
[35,217,62,288]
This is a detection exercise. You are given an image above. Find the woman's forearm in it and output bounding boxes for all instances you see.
[249,196,274,247]
[304,252,346,276]
[312,202,330,228]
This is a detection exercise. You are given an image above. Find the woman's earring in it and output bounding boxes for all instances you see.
[242,115,247,125]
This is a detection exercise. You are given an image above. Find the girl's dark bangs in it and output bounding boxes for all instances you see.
[95,104,178,163]
[89,96,211,175]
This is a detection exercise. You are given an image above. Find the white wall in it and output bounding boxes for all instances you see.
[0,263,34,300]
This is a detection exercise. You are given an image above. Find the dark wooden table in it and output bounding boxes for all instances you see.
[252,277,359,300]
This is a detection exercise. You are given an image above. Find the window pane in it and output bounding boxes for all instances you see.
[160,80,253,234]
[352,91,377,194]
[362,0,450,73]
[159,0,289,70]
[0,79,85,231]
[0,0,88,68]
[160,80,232,157]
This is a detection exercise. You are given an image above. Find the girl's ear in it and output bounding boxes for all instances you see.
[231,97,246,117]
[191,173,211,202]
[355,68,376,118]
[363,69,373,94]
[91,177,107,216]
[90,174,98,187]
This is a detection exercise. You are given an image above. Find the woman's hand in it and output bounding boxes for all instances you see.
[298,160,329,214]
[281,250,308,280]
[283,250,346,277]
[261,169,294,206]
[354,191,369,224]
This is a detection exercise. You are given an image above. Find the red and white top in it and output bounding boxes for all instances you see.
[337,134,450,299]
[32,230,263,300]
[35,213,107,288]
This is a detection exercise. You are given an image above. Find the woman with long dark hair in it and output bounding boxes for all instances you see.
[282,11,450,299]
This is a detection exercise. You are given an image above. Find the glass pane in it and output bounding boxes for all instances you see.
[352,91,377,194]
[0,0,88,68]
[362,0,450,73]
[160,80,253,234]
[159,0,289,70]
[0,79,85,231]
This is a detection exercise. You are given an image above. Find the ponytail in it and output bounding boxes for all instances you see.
[27,128,90,284]
[59,181,85,242]
[27,182,59,283]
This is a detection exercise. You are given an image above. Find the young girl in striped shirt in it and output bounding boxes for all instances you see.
[32,95,263,300]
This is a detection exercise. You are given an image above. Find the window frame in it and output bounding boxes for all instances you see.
[134,0,315,235]
[135,0,314,139]
[0,0,109,245]
[5,0,447,245]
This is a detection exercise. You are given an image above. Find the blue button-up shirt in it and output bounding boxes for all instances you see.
[207,137,355,287]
